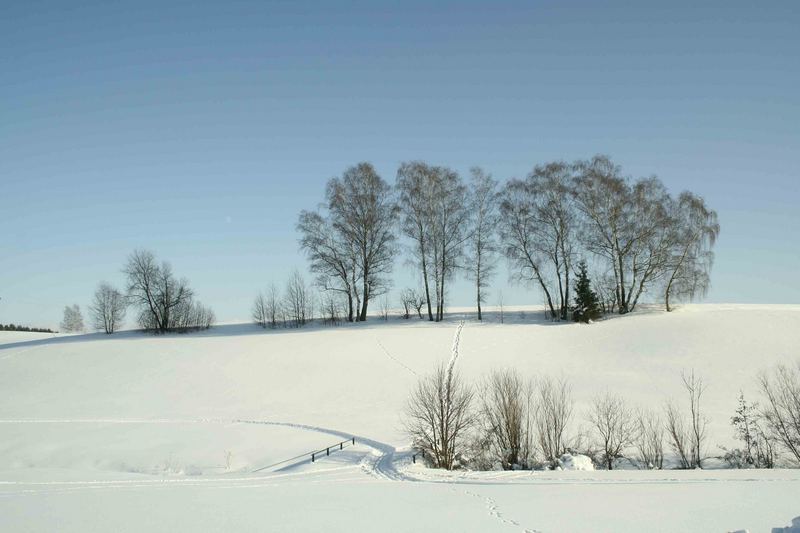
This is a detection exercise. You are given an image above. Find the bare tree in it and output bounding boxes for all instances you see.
[297,210,360,322]
[536,376,574,467]
[588,392,637,469]
[573,156,675,314]
[123,249,209,332]
[497,291,505,324]
[500,162,577,320]
[397,162,469,322]
[89,282,127,334]
[379,295,390,321]
[634,409,664,469]
[326,163,398,321]
[478,369,536,469]
[665,370,707,468]
[283,270,312,328]
[60,304,85,333]
[759,362,800,464]
[428,166,470,322]
[404,362,475,470]
[663,191,720,311]
[467,167,499,321]
[252,292,269,328]
[397,161,436,321]
[320,291,343,326]
[725,392,776,468]
[399,288,415,319]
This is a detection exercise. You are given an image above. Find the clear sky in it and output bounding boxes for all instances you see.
[2,0,799,328]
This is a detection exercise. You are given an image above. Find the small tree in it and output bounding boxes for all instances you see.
[89,282,127,334]
[572,261,601,323]
[404,327,474,470]
[478,369,536,469]
[588,392,637,469]
[634,409,664,469]
[759,362,800,464]
[536,376,573,467]
[665,370,707,469]
[60,304,85,333]
[723,393,775,468]
[252,292,269,328]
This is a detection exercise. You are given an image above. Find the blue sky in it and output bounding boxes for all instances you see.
[2,1,798,327]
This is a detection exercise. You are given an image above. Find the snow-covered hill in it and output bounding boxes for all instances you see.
[1,304,799,532]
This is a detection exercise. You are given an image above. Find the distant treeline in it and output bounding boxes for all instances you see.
[1,323,55,333]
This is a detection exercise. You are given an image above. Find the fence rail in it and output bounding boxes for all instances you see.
[252,437,356,473]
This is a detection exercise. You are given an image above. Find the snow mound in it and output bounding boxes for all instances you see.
[558,453,594,471]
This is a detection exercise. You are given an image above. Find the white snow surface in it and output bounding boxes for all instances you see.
[1,304,799,532]
[558,453,594,471]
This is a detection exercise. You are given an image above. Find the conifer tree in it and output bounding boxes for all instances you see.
[572,261,601,323]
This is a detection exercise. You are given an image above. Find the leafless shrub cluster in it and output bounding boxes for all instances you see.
[477,369,536,469]
[252,284,281,328]
[535,376,574,467]
[253,271,315,329]
[634,409,665,469]
[399,288,425,319]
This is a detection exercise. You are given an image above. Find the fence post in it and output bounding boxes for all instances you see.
[352,437,355,445]
[326,447,329,456]
[312,453,315,463]
[340,442,343,450]
[413,454,416,464]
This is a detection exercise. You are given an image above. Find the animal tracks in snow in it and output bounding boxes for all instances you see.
[461,487,541,533]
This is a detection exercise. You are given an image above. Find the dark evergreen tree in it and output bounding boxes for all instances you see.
[572,260,601,323]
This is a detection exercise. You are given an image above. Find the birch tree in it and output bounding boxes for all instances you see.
[326,163,398,321]
[466,167,499,321]
[663,191,720,311]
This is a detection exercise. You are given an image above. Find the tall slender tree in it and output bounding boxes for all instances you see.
[466,167,499,321]
[397,161,436,321]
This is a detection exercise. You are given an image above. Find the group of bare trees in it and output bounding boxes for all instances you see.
[253,270,316,329]
[501,156,719,317]
[123,249,214,332]
[59,249,212,334]
[405,360,577,470]
[299,157,718,324]
[298,161,503,324]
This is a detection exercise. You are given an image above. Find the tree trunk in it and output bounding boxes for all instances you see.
[359,273,369,321]
[477,285,482,321]
[421,253,434,322]
[346,292,354,322]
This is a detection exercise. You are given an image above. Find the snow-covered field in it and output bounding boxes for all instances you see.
[1,304,799,532]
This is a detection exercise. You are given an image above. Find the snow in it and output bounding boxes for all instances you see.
[558,453,594,471]
[1,304,800,532]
